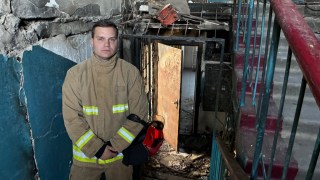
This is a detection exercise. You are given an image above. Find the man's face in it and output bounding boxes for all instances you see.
[91,27,118,60]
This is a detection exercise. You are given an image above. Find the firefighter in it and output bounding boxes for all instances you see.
[62,19,148,180]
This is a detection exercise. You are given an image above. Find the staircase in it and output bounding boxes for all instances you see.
[232,2,320,179]
[273,32,320,179]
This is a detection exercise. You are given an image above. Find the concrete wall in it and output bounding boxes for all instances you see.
[0,0,124,62]
[0,46,75,180]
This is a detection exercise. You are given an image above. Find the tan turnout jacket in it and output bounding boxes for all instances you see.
[62,54,148,167]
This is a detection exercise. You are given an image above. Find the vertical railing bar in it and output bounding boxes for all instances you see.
[240,0,255,106]
[209,132,222,180]
[249,0,259,98]
[267,47,292,179]
[241,1,246,40]
[255,6,273,128]
[211,148,215,178]
[217,149,222,180]
[306,128,320,180]
[260,153,267,179]
[214,141,218,180]
[281,77,307,180]
[243,1,250,43]
[252,0,267,106]
[209,131,216,180]
[235,0,243,50]
[250,19,281,179]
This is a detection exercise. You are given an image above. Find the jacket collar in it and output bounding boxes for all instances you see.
[91,54,117,73]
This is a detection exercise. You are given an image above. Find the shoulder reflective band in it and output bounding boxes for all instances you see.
[112,104,128,113]
[83,106,98,115]
[76,130,94,149]
[117,127,135,143]
[73,145,123,164]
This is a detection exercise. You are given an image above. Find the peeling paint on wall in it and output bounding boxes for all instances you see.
[0,0,123,57]
[0,46,76,179]
[0,55,36,179]
[22,46,75,179]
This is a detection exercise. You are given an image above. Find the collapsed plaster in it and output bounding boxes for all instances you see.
[39,34,92,63]
[0,0,124,61]
[0,0,11,15]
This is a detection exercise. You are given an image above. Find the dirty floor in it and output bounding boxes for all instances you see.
[142,134,212,180]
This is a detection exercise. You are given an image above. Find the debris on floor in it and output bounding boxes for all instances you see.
[143,134,212,180]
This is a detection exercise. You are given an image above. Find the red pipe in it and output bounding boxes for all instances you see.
[271,0,320,108]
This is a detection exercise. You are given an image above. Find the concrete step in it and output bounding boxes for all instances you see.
[274,54,300,73]
[281,120,320,179]
[234,68,270,95]
[236,128,298,179]
[234,51,265,69]
[273,94,320,121]
[273,67,302,85]
[237,34,262,49]
[232,18,258,31]
[272,81,314,99]
[232,4,320,179]
[273,60,316,101]
[239,94,282,132]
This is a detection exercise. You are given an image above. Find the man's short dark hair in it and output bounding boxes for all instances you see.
[91,20,118,38]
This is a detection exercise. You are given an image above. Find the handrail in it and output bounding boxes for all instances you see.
[271,0,320,108]
[216,136,249,180]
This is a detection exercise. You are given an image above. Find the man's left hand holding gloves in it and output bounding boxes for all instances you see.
[95,141,118,160]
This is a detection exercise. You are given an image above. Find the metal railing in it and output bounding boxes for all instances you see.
[233,0,320,179]
[209,132,249,180]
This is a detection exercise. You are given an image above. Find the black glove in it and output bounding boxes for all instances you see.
[122,115,149,166]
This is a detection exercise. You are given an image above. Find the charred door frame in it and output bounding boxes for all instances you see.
[119,34,225,134]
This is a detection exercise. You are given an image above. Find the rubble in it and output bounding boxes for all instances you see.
[143,136,212,179]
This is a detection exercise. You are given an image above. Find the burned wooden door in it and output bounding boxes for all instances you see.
[156,43,182,150]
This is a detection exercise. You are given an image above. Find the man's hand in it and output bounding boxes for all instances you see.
[99,145,118,160]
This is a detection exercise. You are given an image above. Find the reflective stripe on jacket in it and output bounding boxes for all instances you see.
[62,55,148,167]
[73,145,123,164]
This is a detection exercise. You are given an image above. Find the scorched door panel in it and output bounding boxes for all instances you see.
[157,43,182,150]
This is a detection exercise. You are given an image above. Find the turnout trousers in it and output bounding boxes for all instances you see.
[69,160,133,180]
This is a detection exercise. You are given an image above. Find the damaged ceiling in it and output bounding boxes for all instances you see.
[0,0,231,61]
[123,0,230,35]
[0,0,123,61]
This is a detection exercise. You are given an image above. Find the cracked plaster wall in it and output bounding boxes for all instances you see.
[0,46,76,179]
[0,0,125,63]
